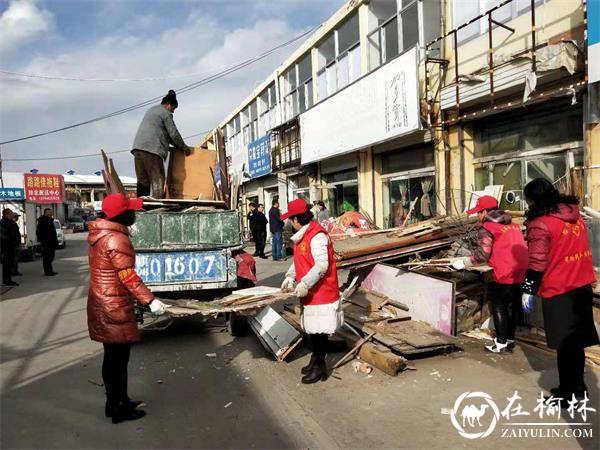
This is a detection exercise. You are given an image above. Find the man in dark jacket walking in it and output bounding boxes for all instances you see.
[269,200,284,261]
[131,90,192,198]
[36,208,59,276]
[1,208,20,286]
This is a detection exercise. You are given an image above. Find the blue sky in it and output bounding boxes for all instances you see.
[0,0,345,176]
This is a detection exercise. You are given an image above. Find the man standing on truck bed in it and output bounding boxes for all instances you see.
[131,90,193,198]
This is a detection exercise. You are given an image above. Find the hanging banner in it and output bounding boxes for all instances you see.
[300,47,420,164]
[589,0,600,83]
[247,135,271,179]
[0,188,25,201]
[24,173,64,204]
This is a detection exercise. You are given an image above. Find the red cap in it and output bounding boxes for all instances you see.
[466,195,498,215]
[280,198,309,220]
[102,193,144,219]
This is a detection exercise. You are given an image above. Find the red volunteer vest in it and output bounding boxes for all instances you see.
[294,221,340,306]
[533,216,595,298]
[482,222,528,284]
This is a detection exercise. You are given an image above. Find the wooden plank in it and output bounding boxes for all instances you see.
[332,332,376,369]
[385,321,456,349]
[336,328,407,376]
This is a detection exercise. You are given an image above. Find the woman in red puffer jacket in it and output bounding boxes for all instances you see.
[88,193,167,424]
[522,178,598,404]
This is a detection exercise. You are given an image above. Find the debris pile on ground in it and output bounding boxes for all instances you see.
[279,270,458,377]
[321,211,374,240]
[332,215,478,269]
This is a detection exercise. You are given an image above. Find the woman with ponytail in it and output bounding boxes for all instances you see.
[522,178,598,404]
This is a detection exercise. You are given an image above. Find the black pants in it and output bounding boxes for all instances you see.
[557,346,586,396]
[2,245,15,283]
[310,334,328,365]
[254,230,266,257]
[133,150,165,198]
[490,283,521,343]
[42,244,55,275]
[102,343,132,406]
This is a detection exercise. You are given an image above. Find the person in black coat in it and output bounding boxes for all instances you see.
[36,208,59,276]
[252,204,268,259]
[269,200,285,261]
[1,209,20,286]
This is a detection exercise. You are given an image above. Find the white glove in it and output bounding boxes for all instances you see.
[451,258,466,270]
[521,294,534,313]
[149,299,167,315]
[294,281,309,298]
[281,276,295,292]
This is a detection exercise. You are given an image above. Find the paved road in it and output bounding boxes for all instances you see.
[1,233,598,449]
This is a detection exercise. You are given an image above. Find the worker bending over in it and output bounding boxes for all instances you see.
[453,196,528,353]
[281,199,343,384]
[131,90,192,198]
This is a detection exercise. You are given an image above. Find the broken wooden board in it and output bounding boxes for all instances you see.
[167,146,217,200]
[249,307,303,362]
[160,292,294,317]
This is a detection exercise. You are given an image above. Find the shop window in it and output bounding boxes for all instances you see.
[323,170,359,217]
[475,107,583,158]
[474,153,577,211]
[383,174,436,228]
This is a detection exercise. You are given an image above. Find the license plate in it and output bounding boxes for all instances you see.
[135,251,227,284]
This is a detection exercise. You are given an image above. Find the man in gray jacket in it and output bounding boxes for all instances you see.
[131,90,192,198]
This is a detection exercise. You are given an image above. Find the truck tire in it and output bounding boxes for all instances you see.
[228,312,249,337]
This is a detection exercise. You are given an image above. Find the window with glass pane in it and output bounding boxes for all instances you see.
[299,85,307,113]
[492,161,522,211]
[474,167,489,191]
[475,107,582,157]
[400,1,419,52]
[368,29,382,70]
[318,71,328,100]
[384,16,399,62]
[370,0,397,28]
[337,53,350,89]
[306,80,313,108]
[383,174,436,227]
[338,13,360,54]
[318,34,336,70]
[349,45,361,82]
[326,64,337,96]
[525,156,567,186]
[298,54,312,84]
[453,0,480,42]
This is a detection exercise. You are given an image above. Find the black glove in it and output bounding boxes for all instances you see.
[522,269,543,295]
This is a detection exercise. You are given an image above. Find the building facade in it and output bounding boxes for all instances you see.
[218,0,599,230]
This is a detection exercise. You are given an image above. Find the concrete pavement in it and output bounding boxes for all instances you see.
[1,233,598,449]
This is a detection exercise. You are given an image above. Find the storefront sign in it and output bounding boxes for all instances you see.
[247,135,271,178]
[24,173,64,204]
[589,0,600,83]
[0,188,25,201]
[300,47,420,164]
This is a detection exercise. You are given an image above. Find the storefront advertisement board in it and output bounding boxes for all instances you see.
[300,47,420,164]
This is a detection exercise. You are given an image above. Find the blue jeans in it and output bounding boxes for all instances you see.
[271,232,283,260]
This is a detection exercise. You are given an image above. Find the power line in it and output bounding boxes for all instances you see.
[0,27,316,146]
[0,68,216,82]
[1,131,211,161]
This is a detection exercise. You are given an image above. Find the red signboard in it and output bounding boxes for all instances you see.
[24,173,64,204]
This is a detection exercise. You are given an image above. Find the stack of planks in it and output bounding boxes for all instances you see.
[333,215,478,269]
[516,331,600,368]
[281,288,457,377]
